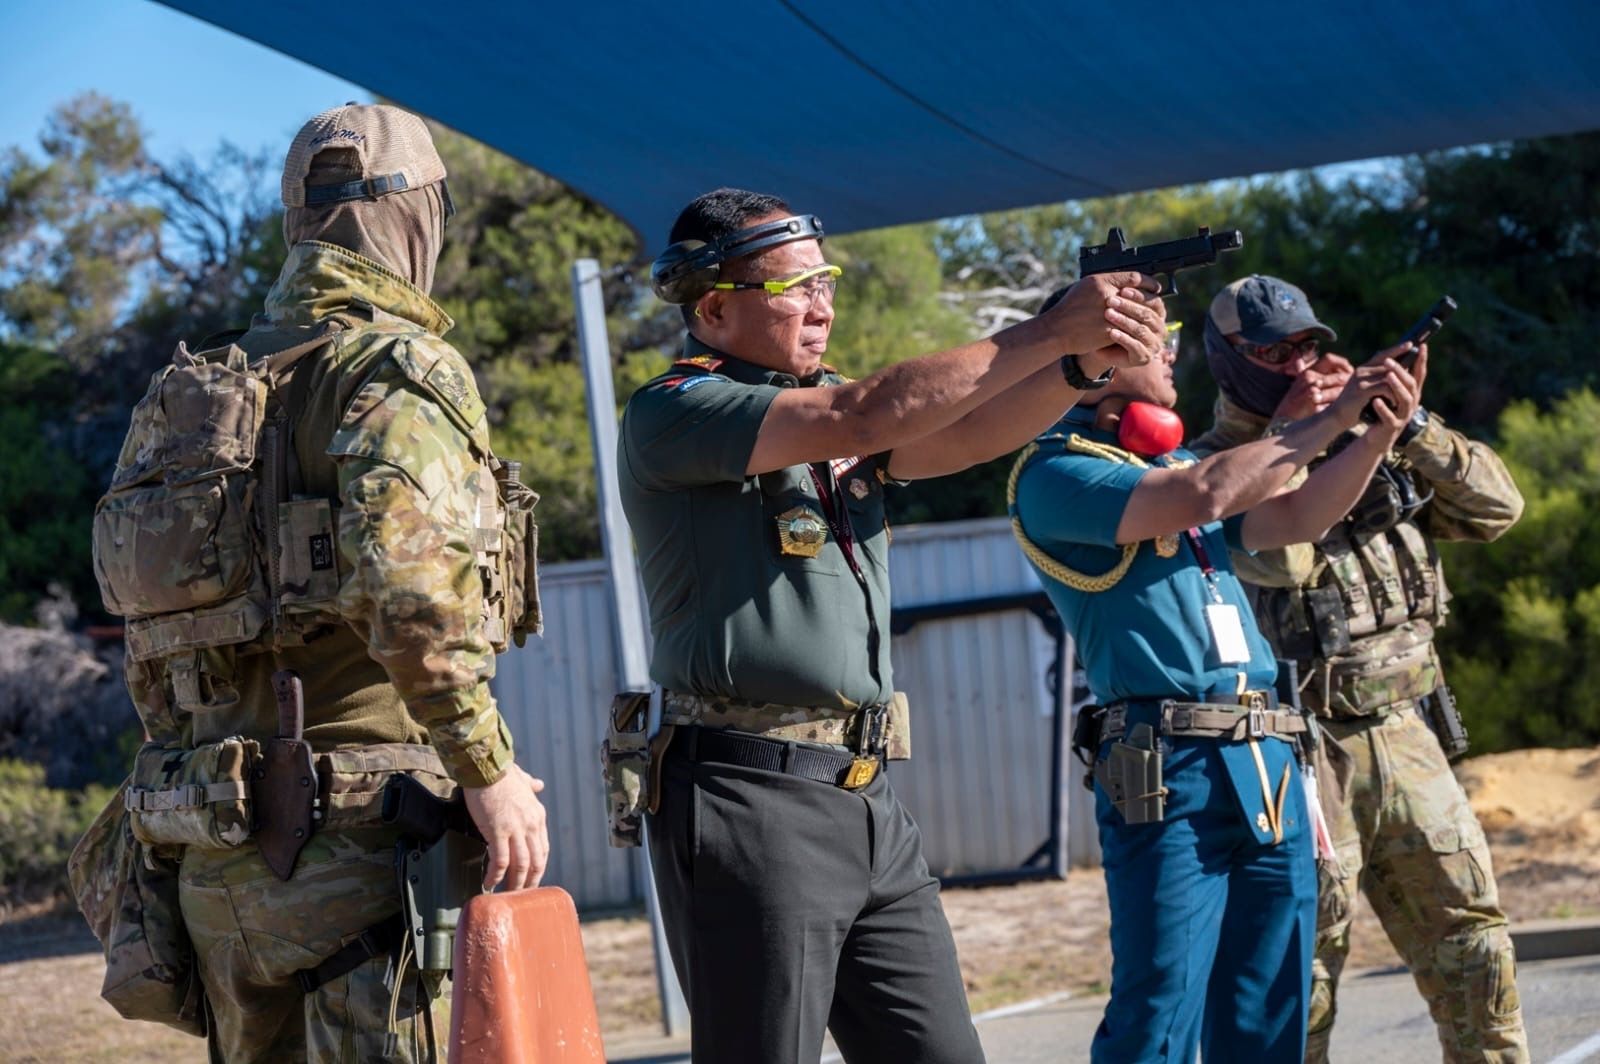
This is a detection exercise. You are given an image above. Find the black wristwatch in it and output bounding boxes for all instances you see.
[1060,354,1115,391]
[1397,406,1430,447]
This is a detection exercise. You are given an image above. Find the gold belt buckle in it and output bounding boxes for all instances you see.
[843,757,879,790]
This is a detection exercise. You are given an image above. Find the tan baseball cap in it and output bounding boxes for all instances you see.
[281,103,446,208]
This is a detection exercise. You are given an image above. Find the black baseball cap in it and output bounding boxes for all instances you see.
[1209,275,1337,344]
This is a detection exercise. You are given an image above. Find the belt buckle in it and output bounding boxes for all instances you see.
[843,757,879,790]
[855,704,889,756]
[1246,706,1267,739]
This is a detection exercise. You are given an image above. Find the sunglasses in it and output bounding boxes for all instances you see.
[1240,336,1319,366]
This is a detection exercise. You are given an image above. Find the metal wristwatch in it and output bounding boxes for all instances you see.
[1397,406,1430,447]
[1060,354,1115,390]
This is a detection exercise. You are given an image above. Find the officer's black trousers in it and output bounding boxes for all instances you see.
[647,737,985,1064]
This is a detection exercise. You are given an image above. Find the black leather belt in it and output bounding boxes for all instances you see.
[677,726,882,790]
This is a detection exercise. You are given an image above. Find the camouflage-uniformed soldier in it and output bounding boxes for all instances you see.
[618,187,1167,1064]
[92,105,549,1062]
[1189,275,1529,1063]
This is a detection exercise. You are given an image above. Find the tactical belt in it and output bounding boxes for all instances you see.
[674,720,886,791]
[1104,691,1309,743]
[660,690,895,752]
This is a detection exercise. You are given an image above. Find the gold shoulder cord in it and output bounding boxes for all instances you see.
[1007,434,1146,594]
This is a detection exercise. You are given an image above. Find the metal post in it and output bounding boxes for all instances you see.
[572,258,690,1037]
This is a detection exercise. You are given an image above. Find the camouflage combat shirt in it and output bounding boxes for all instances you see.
[618,336,896,710]
[126,241,514,787]
[1189,394,1524,716]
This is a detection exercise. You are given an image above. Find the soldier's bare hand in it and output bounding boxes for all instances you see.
[1043,272,1165,368]
[464,764,550,892]
[1272,353,1353,421]
[1365,346,1427,440]
[1327,346,1426,432]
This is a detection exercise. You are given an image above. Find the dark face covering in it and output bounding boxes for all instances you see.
[1204,314,1294,418]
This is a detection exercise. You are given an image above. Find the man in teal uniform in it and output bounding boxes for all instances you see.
[618,188,1168,1063]
[1010,291,1425,1063]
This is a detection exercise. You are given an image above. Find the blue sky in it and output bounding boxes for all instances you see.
[1,0,370,165]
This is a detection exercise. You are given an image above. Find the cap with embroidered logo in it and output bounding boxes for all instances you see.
[1208,274,1337,344]
[281,103,446,209]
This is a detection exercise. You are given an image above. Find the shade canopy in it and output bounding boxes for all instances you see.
[161,0,1600,248]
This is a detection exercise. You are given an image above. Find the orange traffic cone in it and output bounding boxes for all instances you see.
[449,886,606,1063]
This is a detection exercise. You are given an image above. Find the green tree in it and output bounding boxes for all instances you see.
[1436,389,1600,750]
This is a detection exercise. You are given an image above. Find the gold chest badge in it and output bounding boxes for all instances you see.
[1155,533,1180,557]
[776,505,829,558]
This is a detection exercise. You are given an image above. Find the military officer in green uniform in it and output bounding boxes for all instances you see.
[618,187,1168,1063]
[1189,275,1530,1063]
[88,105,549,1061]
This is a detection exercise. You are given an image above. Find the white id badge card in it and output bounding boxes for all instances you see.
[1205,603,1252,664]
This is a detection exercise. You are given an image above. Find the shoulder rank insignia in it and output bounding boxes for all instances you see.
[675,354,724,371]
[776,505,828,558]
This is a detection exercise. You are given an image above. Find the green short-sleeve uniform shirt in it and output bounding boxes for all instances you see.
[618,337,895,709]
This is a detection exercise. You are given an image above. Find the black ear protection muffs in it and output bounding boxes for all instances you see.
[650,213,825,305]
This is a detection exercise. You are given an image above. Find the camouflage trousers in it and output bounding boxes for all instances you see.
[1307,703,1528,1063]
[179,828,436,1063]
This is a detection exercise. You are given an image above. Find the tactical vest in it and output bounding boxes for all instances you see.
[1248,460,1447,716]
[91,311,541,711]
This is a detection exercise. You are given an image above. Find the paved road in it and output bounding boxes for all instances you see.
[975,955,1600,1063]
[611,955,1600,1063]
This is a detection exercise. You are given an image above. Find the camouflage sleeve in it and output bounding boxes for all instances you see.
[328,354,514,789]
[1189,406,1316,588]
[1402,413,1525,543]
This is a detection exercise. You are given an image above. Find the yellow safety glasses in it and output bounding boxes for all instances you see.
[713,264,843,311]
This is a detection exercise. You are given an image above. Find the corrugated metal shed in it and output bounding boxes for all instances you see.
[883,520,1061,878]
[493,560,637,910]
[492,517,1079,910]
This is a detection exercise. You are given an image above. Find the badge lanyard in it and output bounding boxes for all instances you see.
[811,462,860,573]
[1183,526,1224,605]
[1185,526,1252,668]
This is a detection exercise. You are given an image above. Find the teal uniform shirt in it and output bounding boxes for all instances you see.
[1013,407,1278,704]
[618,336,895,709]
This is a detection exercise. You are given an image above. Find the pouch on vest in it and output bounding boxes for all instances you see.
[92,344,270,656]
[493,460,543,647]
[68,781,207,1035]
[600,691,673,848]
[124,737,258,849]
[91,330,337,664]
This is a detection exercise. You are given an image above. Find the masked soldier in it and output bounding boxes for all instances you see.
[615,187,1166,1063]
[1190,275,1529,1063]
[88,104,549,1061]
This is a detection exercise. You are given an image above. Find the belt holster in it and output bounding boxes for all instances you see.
[252,670,319,880]
[1094,722,1166,825]
[382,774,487,973]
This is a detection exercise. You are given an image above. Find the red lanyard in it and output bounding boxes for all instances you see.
[1183,526,1227,605]
[811,463,859,570]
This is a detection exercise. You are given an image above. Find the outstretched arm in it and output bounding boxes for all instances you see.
[1242,350,1427,550]
[746,274,1164,476]
[1114,353,1421,545]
